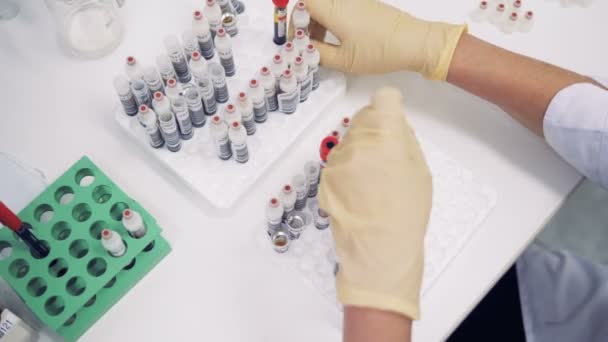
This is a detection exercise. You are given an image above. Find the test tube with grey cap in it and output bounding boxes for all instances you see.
[171,96,194,140]
[113,75,138,116]
[209,62,229,103]
[164,34,191,83]
[210,115,232,160]
[196,76,218,115]
[131,79,152,108]
[158,111,182,152]
[305,161,321,197]
[184,86,207,127]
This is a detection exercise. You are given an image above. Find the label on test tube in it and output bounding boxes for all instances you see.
[232,141,249,163]
[169,51,192,83]
[145,121,165,148]
[197,78,218,115]
[264,87,278,112]
[299,72,313,102]
[278,88,300,114]
[217,135,232,160]
[0,310,16,338]
[174,105,194,140]
[218,51,236,77]
[119,92,139,116]
[311,66,320,90]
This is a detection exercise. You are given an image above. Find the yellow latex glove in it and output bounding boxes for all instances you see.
[318,87,432,319]
[296,0,466,80]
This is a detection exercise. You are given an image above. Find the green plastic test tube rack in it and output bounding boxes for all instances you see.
[0,156,171,341]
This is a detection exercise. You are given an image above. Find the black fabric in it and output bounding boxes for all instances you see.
[447,264,527,342]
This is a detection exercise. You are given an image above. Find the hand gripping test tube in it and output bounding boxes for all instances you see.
[164,34,191,83]
[122,209,147,238]
[214,28,236,77]
[228,121,249,163]
[192,9,215,60]
[248,78,268,123]
[238,92,256,135]
[259,66,278,112]
[138,105,165,148]
[211,115,232,160]
[101,229,127,257]
[114,75,139,116]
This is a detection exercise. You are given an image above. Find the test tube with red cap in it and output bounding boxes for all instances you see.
[293,56,311,102]
[209,62,229,103]
[503,12,519,34]
[259,66,279,111]
[125,56,144,81]
[278,69,299,114]
[164,34,191,83]
[211,115,232,160]
[281,41,298,67]
[192,9,215,59]
[470,1,489,23]
[519,10,534,32]
[511,0,522,12]
[152,91,172,116]
[272,0,289,45]
[171,96,194,140]
[189,51,209,84]
[156,53,177,85]
[238,92,257,135]
[249,78,268,123]
[214,28,236,77]
[489,3,507,24]
[294,29,310,54]
[228,121,249,163]
[320,135,339,164]
[293,1,310,34]
[101,229,126,257]
[165,78,183,102]
[271,54,287,82]
[292,174,308,211]
[204,0,223,39]
[279,184,297,218]
[337,117,351,138]
[223,102,242,125]
[138,105,165,148]
[114,75,139,116]
[122,209,147,238]
[266,197,284,235]
[130,79,152,108]
[304,44,320,90]
[0,201,50,259]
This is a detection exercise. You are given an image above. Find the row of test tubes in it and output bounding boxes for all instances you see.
[471,0,535,34]
[101,209,149,259]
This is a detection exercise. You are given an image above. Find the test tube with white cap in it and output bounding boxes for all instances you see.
[164,35,191,83]
[293,56,312,102]
[271,54,287,84]
[259,66,278,112]
[114,75,139,116]
[101,229,126,257]
[293,174,308,210]
[278,69,299,114]
[158,111,182,152]
[305,160,320,197]
[196,76,218,115]
[279,184,297,218]
[165,78,183,102]
[470,1,489,23]
[189,51,209,84]
[518,10,534,32]
[171,96,194,140]
[315,208,330,230]
[182,30,202,62]
[204,0,223,39]
[304,44,321,90]
[238,92,256,135]
[248,78,268,123]
[281,41,298,67]
[228,121,249,163]
[223,102,242,125]
[121,209,147,238]
[211,115,232,160]
[214,28,236,77]
[294,29,310,54]
[266,198,284,235]
[293,1,310,34]
[143,66,165,96]
[271,231,290,253]
[156,53,178,85]
[138,105,165,148]
[130,79,152,108]
[209,62,229,103]
[183,87,207,127]
[125,56,144,81]
[192,9,215,60]
[152,91,172,116]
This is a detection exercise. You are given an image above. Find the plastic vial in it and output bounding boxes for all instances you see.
[293,56,312,102]
[164,34,191,83]
[266,198,284,235]
[286,211,306,239]
[489,3,507,25]
[221,11,239,37]
[519,10,534,32]
[281,41,298,67]
[165,78,183,102]
[259,66,279,112]
[228,121,249,163]
[152,91,172,117]
[293,174,308,210]
[189,51,209,83]
[184,87,207,127]
[503,12,519,34]
[158,111,182,152]
[304,44,321,90]
[305,160,320,197]
[470,1,489,23]
[271,231,290,253]
[315,208,330,230]
[192,10,215,60]
[279,184,297,218]
[196,76,218,115]
[143,66,165,96]
[156,54,178,85]
[101,229,126,257]
[182,30,202,62]
[278,69,299,114]
[512,0,522,12]
[138,105,165,148]
[125,56,144,81]
[204,0,223,40]
[223,103,242,125]
[337,117,350,138]
[122,209,147,238]
[131,79,152,108]
[114,75,138,116]
[211,115,232,160]
[171,96,194,140]
[238,92,256,135]
[209,62,229,103]
[248,79,268,123]
[294,29,310,54]
[214,28,236,77]
[293,1,310,34]
[271,54,287,83]
[273,0,288,45]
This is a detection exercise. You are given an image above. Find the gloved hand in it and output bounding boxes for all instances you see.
[294,0,467,80]
[318,87,432,319]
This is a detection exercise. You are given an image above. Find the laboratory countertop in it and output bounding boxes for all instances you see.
[1,0,607,341]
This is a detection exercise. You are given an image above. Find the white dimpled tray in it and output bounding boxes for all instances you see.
[255,137,498,315]
[114,21,346,209]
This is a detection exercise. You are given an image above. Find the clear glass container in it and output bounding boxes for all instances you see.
[44,0,125,58]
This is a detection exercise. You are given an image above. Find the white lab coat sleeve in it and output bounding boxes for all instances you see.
[543,78,608,188]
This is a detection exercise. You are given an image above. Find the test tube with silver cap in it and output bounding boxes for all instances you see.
[131,79,152,107]
[238,92,256,135]
[164,34,191,83]
[156,53,178,85]
[113,75,138,116]
[211,115,232,160]
[184,86,207,127]
[214,28,236,77]
[158,111,182,152]
[259,66,278,112]
[228,121,249,163]
[101,229,126,257]
[143,66,165,95]
[138,105,165,149]
[304,44,321,90]
[315,208,330,230]
[196,76,218,115]
[279,184,297,219]
[292,174,308,210]
[285,210,307,239]
[271,230,290,253]
[209,62,229,103]
[305,160,320,197]
[265,197,284,236]
[171,96,194,140]
[125,56,144,81]
[248,78,268,123]
[121,209,147,238]
[192,9,215,60]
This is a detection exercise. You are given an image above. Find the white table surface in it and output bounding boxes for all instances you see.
[1,0,606,341]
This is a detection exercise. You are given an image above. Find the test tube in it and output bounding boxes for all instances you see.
[248,78,268,123]
[209,62,229,103]
[266,198,284,235]
[113,75,138,116]
[183,87,207,127]
[122,209,147,238]
[171,96,194,140]
[518,10,534,32]
[143,66,165,96]
[164,35,191,83]
[152,91,172,116]
[502,12,519,34]
[511,0,522,12]
[271,54,287,84]
[259,66,278,112]
[130,79,152,108]
[222,11,239,37]
[223,103,242,125]
[489,3,507,25]
[293,174,308,211]
[278,69,299,114]
[189,51,209,84]
[192,9,215,60]
[238,92,256,135]
[211,115,232,160]
[293,56,311,103]
[101,229,126,257]
[158,111,182,152]
[182,30,202,62]
[271,231,290,253]
[304,44,320,90]
[272,0,288,45]
[214,28,236,77]
[196,76,218,115]
[125,56,144,81]
[204,0,223,39]
[156,54,178,85]
[315,208,330,230]
[305,160,320,197]
[293,29,310,54]
[470,1,489,23]
[165,78,183,102]
[281,41,298,67]
[293,1,310,34]
[138,105,165,148]
[279,184,297,218]
[228,121,249,163]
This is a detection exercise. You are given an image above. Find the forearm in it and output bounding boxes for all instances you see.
[344,306,412,342]
[446,33,594,137]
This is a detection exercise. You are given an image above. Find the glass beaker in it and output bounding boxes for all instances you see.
[45,0,125,58]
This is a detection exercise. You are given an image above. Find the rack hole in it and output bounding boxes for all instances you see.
[51,222,71,241]
[0,241,12,261]
[44,296,65,316]
[143,240,155,252]
[27,277,48,297]
[87,258,107,277]
[72,203,92,222]
[84,295,96,308]
[66,276,86,296]
[34,204,54,223]
[89,221,107,240]
[48,258,68,278]
[31,241,50,259]
[75,168,95,187]
[63,314,77,326]
[104,277,117,288]
[69,239,89,259]
[9,259,29,278]
[124,258,136,270]
[92,185,112,204]
[54,186,74,205]
[109,202,129,221]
